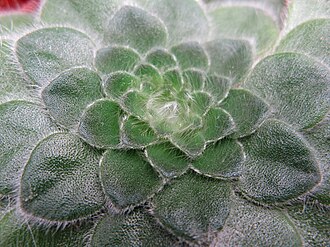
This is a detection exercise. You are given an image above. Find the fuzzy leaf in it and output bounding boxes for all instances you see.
[193,139,243,178]
[204,75,231,103]
[41,0,121,34]
[239,119,321,203]
[145,142,189,178]
[95,46,141,74]
[0,209,93,247]
[78,99,121,148]
[284,0,330,34]
[287,203,330,246]
[162,69,183,92]
[0,40,32,103]
[123,116,158,147]
[20,133,105,221]
[220,89,269,138]
[91,210,178,247]
[106,6,167,53]
[170,131,205,158]
[245,53,330,129]
[205,39,253,84]
[171,42,209,70]
[303,115,330,205]
[209,6,279,53]
[42,68,103,128]
[277,19,330,67]
[123,91,148,119]
[16,27,95,86]
[201,107,234,142]
[0,101,57,194]
[182,69,205,91]
[140,0,209,45]
[103,72,139,101]
[212,195,302,246]
[152,171,231,239]
[134,63,163,91]
[145,48,177,71]
[100,150,163,208]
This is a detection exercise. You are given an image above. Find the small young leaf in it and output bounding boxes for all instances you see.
[145,142,189,178]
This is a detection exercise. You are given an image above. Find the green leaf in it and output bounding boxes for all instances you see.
[78,99,121,148]
[41,0,121,34]
[16,27,95,86]
[103,72,139,101]
[182,69,205,91]
[106,6,167,53]
[100,150,163,208]
[201,107,235,142]
[162,69,183,92]
[91,210,178,247]
[42,68,103,128]
[193,139,244,178]
[303,115,330,205]
[188,91,212,116]
[284,0,330,34]
[122,91,148,119]
[245,53,330,129]
[277,19,330,67]
[145,48,177,71]
[20,133,105,221]
[0,101,57,195]
[133,63,163,91]
[0,40,32,103]
[95,46,141,74]
[204,75,231,103]
[239,119,321,203]
[122,116,158,147]
[145,142,189,178]
[171,42,209,70]
[0,14,34,34]
[209,6,279,53]
[170,130,205,158]
[220,89,269,138]
[0,209,93,247]
[287,203,330,246]
[140,0,209,45]
[212,195,302,246]
[205,39,253,84]
[152,171,231,239]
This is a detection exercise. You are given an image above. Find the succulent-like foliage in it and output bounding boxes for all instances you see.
[0,0,329,246]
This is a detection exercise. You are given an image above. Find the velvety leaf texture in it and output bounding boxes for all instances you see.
[0,0,329,246]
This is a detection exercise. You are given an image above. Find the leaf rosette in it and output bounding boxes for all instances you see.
[0,0,329,246]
